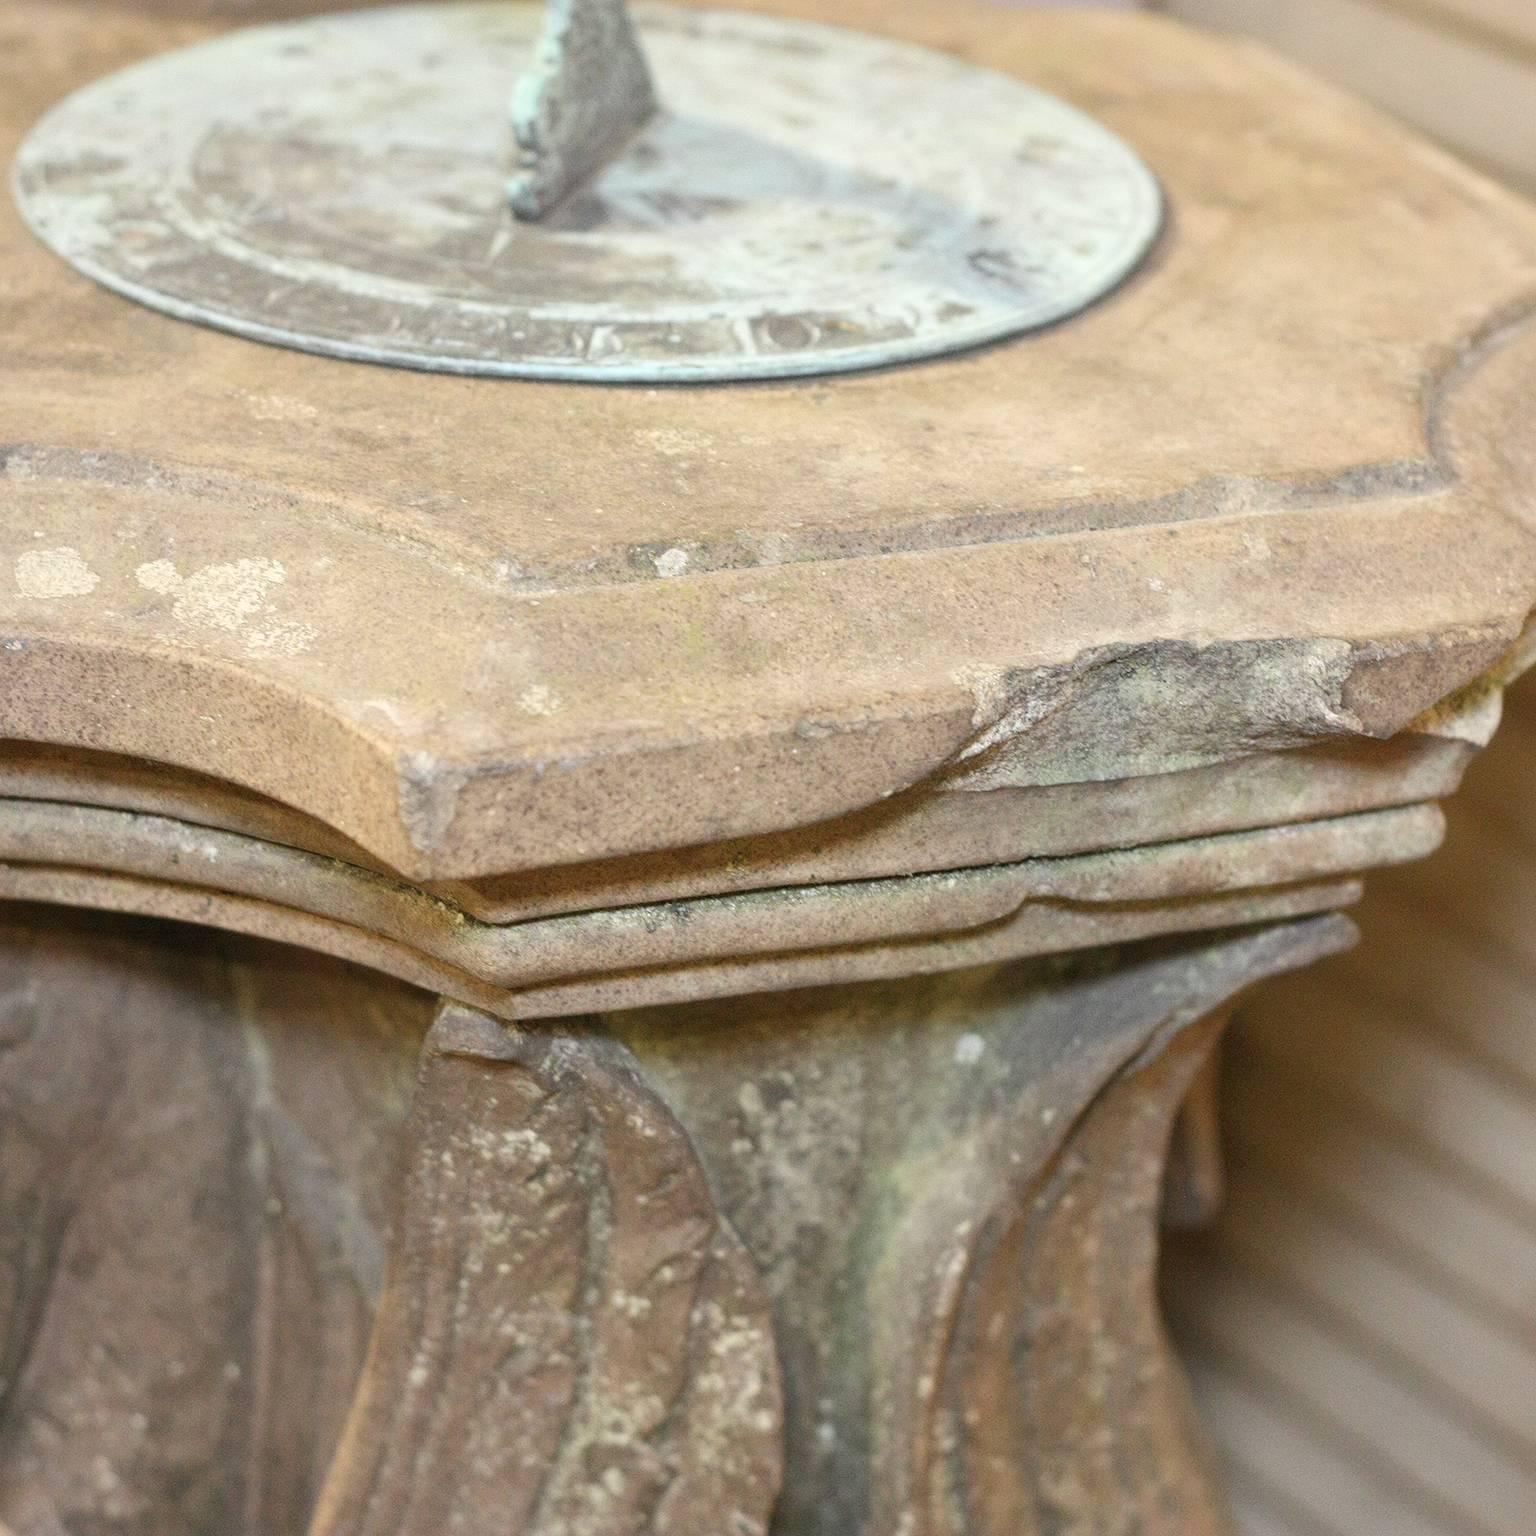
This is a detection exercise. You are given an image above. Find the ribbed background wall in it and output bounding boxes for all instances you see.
[1163,676,1536,1536]
[1137,9,1536,1533]
[1156,0,1536,194]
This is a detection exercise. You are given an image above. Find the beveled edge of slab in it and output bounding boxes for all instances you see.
[0,794,1438,982]
[0,860,1368,1021]
[0,673,1492,923]
[0,783,1437,1017]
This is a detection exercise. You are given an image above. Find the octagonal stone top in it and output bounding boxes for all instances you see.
[4,0,1536,887]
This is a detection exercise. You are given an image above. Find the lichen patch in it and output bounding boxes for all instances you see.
[518,683,562,717]
[134,558,180,595]
[16,546,99,599]
[136,556,315,656]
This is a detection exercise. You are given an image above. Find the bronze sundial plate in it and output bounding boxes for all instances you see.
[11,0,1162,382]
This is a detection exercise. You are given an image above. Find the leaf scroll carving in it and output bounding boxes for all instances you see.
[875,1009,1236,1536]
[309,1003,783,1536]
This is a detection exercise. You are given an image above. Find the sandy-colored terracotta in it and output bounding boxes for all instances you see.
[0,906,1349,1536]
[4,3,1536,1534]
[0,793,1436,1016]
[5,0,1536,886]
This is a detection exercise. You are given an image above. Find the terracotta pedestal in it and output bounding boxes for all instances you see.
[3,2,1536,1533]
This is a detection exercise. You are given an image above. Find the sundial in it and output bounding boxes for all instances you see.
[11,0,1163,382]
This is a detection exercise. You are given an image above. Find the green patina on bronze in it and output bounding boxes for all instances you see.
[13,1,1162,382]
[509,0,660,221]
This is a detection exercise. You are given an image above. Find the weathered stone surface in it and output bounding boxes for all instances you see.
[2,0,1536,884]
[0,859,1368,1025]
[0,0,1529,1026]
[0,727,1481,918]
[611,915,1353,1536]
[0,913,428,1536]
[0,909,1348,1536]
[312,1004,782,1536]
[1,5,1531,1534]
[0,793,1436,1018]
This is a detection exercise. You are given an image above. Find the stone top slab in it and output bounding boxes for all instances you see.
[4,0,1536,881]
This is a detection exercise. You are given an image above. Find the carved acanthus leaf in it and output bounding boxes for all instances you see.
[310,1003,782,1536]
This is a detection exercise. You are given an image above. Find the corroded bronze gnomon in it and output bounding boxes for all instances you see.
[508,0,660,220]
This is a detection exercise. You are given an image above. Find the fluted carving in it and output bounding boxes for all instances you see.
[0,914,1353,1536]
[615,918,1351,1536]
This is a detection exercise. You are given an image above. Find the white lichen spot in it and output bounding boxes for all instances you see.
[172,557,285,632]
[137,556,315,656]
[952,662,1010,729]
[17,546,98,599]
[467,1124,551,1169]
[652,546,690,579]
[135,558,180,594]
[502,1127,551,1161]
[236,389,319,424]
[519,682,562,717]
[247,619,318,657]
[953,1032,986,1066]
[640,426,715,459]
